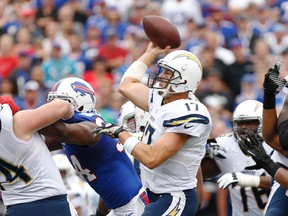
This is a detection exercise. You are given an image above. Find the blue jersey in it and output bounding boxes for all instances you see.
[62,111,142,209]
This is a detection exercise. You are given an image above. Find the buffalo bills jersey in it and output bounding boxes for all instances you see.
[62,111,142,209]
[0,104,67,206]
[214,133,273,216]
[141,90,212,194]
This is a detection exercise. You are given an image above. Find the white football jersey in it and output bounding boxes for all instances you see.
[141,90,212,194]
[214,133,273,216]
[0,104,67,206]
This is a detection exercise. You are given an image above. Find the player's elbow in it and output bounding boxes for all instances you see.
[143,158,161,169]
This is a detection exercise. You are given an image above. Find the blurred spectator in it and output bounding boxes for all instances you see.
[14,27,35,56]
[98,28,128,72]
[19,5,43,42]
[204,4,237,46]
[81,18,104,65]
[30,64,50,101]
[68,33,89,76]
[41,41,77,89]
[0,34,18,79]
[83,55,113,92]
[41,20,71,58]
[15,80,44,109]
[128,0,148,26]
[104,0,133,22]
[231,13,261,56]
[251,38,278,77]
[263,23,288,55]
[198,45,228,81]
[225,38,254,98]
[35,0,59,31]
[203,30,235,65]
[57,3,84,40]
[100,6,127,42]
[9,49,33,98]
[161,0,203,35]
[0,78,15,97]
[251,5,275,36]
[197,68,234,114]
[234,73,262,108]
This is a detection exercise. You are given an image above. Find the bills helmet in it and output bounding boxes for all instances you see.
[47,77,96,113]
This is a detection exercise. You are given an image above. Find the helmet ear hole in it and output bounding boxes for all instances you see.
[78,106,84,112]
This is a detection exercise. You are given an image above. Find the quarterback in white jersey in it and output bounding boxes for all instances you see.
[202,100,273,216]
[0,96,77,216]
[93,43,212,215]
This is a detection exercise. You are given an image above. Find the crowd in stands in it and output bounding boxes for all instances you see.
[1,0,288,215]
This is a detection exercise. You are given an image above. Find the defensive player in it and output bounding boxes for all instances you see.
[93,43,212,215]
[0,96,77,216]
[202,100,273,216]
[240,62,288,216]
[42,77,143,216]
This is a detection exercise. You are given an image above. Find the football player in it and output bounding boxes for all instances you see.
[0,96,77,216]
[93,43,212,215]
[202,100,273,216]
[240,61,288,216]
[41,77,143,216]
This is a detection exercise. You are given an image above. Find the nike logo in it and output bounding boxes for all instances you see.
[184,124,194,129]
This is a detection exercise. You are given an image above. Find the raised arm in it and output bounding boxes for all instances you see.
[118,43,170,111]
[262,61,288,156]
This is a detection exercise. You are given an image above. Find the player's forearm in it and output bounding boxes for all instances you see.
[262,108,278,145]
[274,168,288,189]
[259,176,272,190]
[118,131,162,169]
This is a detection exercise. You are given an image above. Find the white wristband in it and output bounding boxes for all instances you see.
[123,136,140,154]
[120,61,148,83]
[238,174,260,187]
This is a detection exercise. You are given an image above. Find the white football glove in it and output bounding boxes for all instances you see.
[217,172,260,189]
[206,139,227,159]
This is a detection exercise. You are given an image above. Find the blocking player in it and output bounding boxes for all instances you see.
[0,96,77,216]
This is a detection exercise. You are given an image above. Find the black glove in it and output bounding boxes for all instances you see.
[263,60,286,95]
[92,123,125,139]
[239,130,281,177]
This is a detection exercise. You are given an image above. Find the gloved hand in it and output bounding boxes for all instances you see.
[239,130,281,177]
[92,123,125,138]
[217,172,260,189]
[206,138,227,159]
[263,60,286,95]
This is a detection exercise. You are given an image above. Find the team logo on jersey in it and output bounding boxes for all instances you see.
[163,114,209,127]
[71,81,95,103]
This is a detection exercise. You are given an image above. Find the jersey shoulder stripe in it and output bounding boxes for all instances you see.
[163,114,210,127]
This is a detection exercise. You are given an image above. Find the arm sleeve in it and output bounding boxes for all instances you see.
[278,120,288,150]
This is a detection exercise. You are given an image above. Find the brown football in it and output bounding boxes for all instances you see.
[143,15,181,49]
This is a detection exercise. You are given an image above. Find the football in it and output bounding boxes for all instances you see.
[143,15,181,49]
